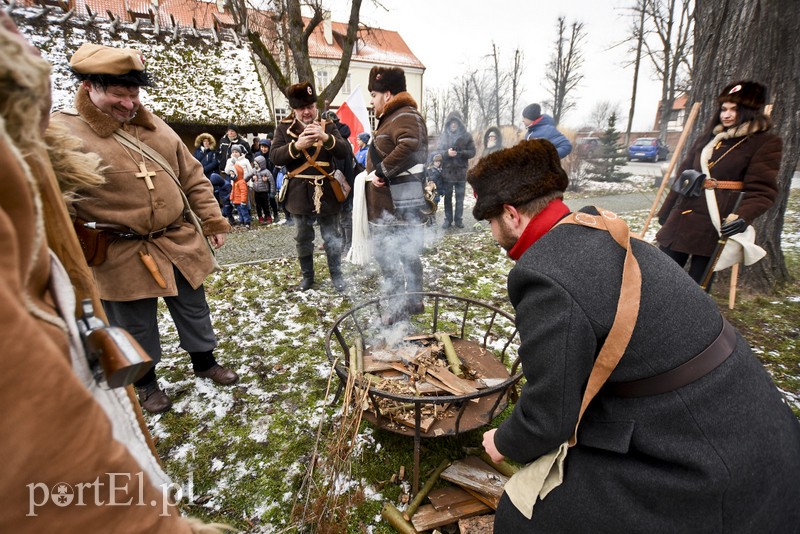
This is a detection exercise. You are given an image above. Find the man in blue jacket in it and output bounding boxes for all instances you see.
[523,103,572,158]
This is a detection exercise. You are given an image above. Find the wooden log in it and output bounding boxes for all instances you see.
[410,501,491,531]
[381,502,418,534]
[478,453,519,478]
[404,458,451,520]
[440,457,508,501]
[355,335,365,373]
[435,333,464,377]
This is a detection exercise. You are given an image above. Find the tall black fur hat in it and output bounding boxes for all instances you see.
[287,81,317,109]
[368,66,406,94]
[718,80,767,110]
[468,139,569,220]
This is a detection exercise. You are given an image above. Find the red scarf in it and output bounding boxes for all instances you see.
[507,199,570,260]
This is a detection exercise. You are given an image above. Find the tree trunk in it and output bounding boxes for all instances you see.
[692,0,799,292]
[626,1,647,145]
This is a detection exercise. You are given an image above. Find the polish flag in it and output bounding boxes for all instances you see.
[336,85,371,154]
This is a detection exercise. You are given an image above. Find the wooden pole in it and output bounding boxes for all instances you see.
[381,503,418,534]
[403,458,451,521]
[639,102,702,237]
[729,263,740,309]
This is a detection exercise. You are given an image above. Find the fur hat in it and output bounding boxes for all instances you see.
[522,103,542,121]
[287,81,317,109]
[718,80,767,110]
[368,66,406,94]
[468,139,568,220]
[432,153,443,162]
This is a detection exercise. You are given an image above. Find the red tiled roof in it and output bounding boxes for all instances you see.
[18,0,422,68]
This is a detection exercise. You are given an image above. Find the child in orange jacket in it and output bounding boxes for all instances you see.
[229,163,251,228]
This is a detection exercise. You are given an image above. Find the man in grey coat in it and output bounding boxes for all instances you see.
[469,139,800,532]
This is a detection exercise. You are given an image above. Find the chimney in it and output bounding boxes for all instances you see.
[216,0,225,13]
[323,10,332,45]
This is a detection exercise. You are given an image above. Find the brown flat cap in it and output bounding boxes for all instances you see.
[70,43,145,75]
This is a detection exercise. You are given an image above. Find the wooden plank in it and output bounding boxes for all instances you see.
[394,414,436,433]
[428,486,475,511]
[363,355,399,373]
[440,457,508,501]
[464,487,499,510]
[426,366,480,395]
[411,501,491,531]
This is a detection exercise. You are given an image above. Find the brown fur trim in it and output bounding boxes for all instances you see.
[379,91,418,119]
[74,86,157,138]
[202,216,232,236]
[468,139,568,220]
[194,133,216,150]
[44,122,105,201]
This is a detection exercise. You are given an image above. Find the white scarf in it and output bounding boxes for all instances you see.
[700,122,766,270]
[345,171,372,265]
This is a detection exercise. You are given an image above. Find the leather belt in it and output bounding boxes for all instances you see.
[607,318,737,398]
[703,178,744,190]
[111,226,178,240]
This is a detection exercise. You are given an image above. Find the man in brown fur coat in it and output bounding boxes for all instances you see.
[365,66,429,324]
[51,43,238,414]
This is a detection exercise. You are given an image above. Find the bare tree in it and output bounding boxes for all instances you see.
[509,48,524,125]
[544,16,585,125]
[423,87,452,134]
[691,0,799,293]
[588,100,623,132]
[230,0,364,106]
[644,0,694,143]
[625,0,647,145]
[449,74,473,130]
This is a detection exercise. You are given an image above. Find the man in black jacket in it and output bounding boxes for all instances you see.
[436,112,475,229]
[217,124,251,172]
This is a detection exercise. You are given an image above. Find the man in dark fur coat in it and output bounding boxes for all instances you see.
[365,66,428,324]
[270,81,350,291]
[469,139,800,532]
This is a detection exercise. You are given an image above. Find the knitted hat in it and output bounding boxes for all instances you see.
[718,81,767,110]
[467,139,568,220]
[368,66,406,94]
[227,123,239,133]
[259,138,271,147]
[358,132,370,144]
[287,81,317,109]
[230,144,244,154]
[522,103,541,121]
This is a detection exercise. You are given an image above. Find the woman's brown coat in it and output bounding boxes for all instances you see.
[656,126,781,256]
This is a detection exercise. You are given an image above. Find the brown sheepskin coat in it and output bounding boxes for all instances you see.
[51,88,230,301]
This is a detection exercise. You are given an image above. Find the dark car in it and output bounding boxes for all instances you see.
[575,137,601,158]
[628,137,670,162]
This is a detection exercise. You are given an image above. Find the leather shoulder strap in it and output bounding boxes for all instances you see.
[556,208,642,446]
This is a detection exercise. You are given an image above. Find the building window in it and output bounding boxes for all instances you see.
[275,108,289,121]
[368,108,377,130]
[342,74,351,95]
[316,70,329,90]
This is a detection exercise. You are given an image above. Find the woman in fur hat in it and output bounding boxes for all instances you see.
[193,132,218,178]
[656,80,782,289]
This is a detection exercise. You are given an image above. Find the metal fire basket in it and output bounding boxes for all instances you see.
[325,292,523,493]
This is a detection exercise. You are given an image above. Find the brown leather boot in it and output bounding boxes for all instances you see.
[136,381,172,414]
[195,364,239,385]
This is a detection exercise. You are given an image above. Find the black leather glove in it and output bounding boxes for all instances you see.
[720,217,747,237]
